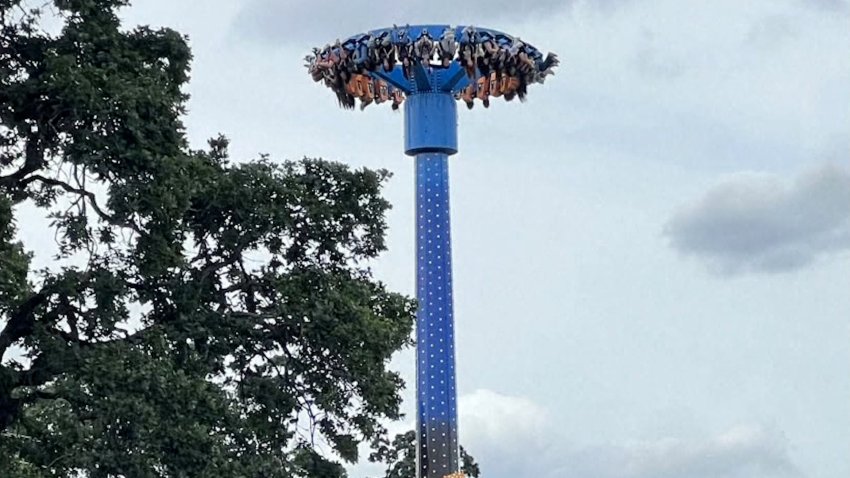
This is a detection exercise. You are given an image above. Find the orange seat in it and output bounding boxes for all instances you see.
[356,76,367,98]
[489,72,503,97]
[476,76,489,101]
[501,76,520,95]
[345,77,358,96]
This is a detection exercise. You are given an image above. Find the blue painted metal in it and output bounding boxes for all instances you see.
[439,63,471,93]
[415,150,459,478]
[372,68,413,92]
[412,63,434,93]
[405,94,458,156]
[401,73,460,476]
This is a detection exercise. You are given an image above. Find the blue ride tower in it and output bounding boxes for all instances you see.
[407,92,460,478]
[306,25,557,478]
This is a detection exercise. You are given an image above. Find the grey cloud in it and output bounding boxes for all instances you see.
[456,390,801,478]
[747,16,799,50]
[664,164,850,275]
[231,0,629,46]
[633,29,685,79]
[801,0,849,12]
[560,427,802,478]
[616,426,801,478]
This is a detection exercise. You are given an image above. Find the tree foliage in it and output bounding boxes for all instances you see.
[370,431,481,478]
[0,1,416,476]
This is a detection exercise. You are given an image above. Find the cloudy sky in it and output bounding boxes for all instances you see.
[24,0,850,476]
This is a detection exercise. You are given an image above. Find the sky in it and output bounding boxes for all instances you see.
[17,0,850,477]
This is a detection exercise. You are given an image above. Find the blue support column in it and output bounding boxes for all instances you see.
[415,152,459,478]
[405,93,460,478]
[405,93,458,156]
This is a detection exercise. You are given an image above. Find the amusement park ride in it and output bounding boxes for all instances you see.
[306,25,558,478]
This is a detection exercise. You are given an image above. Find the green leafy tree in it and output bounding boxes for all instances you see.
[0,1,416,476]
[370,431,481,478]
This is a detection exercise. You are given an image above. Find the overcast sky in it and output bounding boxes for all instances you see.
[19,0,850,476]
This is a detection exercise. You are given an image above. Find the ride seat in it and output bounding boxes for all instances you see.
[489,72,503,97]
[377,81,389,103]
[501,75,520,95]
[476,76,489,101]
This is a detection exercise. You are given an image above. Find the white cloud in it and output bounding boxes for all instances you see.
[459,389,551,472]
[664,163,850,275]
[454,390,801,478]
[460,389,549,442]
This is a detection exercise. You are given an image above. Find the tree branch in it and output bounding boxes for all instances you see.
[0,136,45,188]
[0,291,48,359]
[0,273,92,360]
[55,326,150,349]
[24,174,145,235]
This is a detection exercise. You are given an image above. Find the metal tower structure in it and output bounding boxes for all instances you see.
[306,25,557,478]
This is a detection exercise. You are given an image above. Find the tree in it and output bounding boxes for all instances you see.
[370,431,481,478]
[0,1,416,476]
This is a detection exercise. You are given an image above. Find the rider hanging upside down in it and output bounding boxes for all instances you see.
[306,25,558,110]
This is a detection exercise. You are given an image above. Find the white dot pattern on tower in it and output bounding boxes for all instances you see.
[414,153,460,478]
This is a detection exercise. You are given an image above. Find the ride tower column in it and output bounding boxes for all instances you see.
[404,91,461,478]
